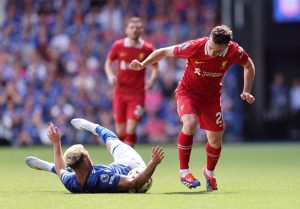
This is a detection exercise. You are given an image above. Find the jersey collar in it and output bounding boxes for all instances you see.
[124,37,144,48]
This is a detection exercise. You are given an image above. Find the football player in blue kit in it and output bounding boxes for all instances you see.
[25,118,164,193]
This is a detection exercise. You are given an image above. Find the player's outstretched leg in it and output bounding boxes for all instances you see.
[25,156,57,174]
[71,118,146,169]
[203,167,218,191]
[71,118,118,144]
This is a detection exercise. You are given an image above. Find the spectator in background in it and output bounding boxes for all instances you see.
[290,78,300,114]
[268,73,289,120]
[289,78,300,138]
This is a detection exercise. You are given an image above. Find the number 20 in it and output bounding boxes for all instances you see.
[215,112,223,125]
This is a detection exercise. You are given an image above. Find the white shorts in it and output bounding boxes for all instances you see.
[109,140,146,169]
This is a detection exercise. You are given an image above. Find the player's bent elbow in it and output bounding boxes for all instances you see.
[118,176,136,190]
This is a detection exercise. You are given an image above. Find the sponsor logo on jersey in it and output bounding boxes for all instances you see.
[194,68,201,76]
[100,174,109,182]
[194,68,223,77]
[109,176,115,185]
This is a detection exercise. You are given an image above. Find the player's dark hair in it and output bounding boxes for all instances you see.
[210,25,232,45]
[125,16,143,27]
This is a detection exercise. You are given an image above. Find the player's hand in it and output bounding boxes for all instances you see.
[240,92,255,104]
[130,59,143,71]
[108,75,117,87]
[151,146,164,165]
[145,79,155,90]
[47,122,61,143]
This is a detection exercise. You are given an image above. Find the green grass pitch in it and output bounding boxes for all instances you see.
[0,144,299,209]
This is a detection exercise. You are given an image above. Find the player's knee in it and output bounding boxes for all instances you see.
[126,126,136,134]
[126,120,138,134]
[116,127,126,137]
[182,119,197,134]
[208,138,222,148]
[207,131,223,148]
[117,130,125,137]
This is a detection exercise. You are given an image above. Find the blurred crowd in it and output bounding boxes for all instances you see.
[265,73,300,138]
[0,0,243,146]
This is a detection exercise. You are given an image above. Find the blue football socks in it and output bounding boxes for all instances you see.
[95,126,118,144]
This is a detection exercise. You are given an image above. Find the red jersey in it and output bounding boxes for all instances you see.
[107,38,154,97]
[173,37,249,103]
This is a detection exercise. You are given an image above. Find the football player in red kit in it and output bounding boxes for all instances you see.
[130,25,255,190]
[105,17,159,147]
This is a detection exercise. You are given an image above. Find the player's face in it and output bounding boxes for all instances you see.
[125,22,143,41]
[207,38,228,58]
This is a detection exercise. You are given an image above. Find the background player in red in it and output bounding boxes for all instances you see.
[105,17,159,147]
[130,25,255,190]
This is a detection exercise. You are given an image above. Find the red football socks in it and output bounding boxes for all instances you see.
[206,142,222,171]
[124,133,136,147]
[178,131,193,169]
[118,134,126,142]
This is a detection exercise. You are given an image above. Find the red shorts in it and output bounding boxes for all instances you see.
[175,94,224,132]
[113,95,144,124]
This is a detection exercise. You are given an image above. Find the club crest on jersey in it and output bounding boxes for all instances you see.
[139,53,145,60]
[100,174,109,182]
[180,104,185,112]
[120,52,127,57]
[179,42,189,51]
[221,60,228,69]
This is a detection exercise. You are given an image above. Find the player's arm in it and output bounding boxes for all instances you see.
[104,58,117,87]
[117,146,164,190]
[47,123,66,178]
[240,57,255,104]
[130,46,175,70]
[145,63,159,90]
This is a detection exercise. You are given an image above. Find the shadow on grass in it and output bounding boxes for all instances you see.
[4,190,238,195]
[2,191,61,194]
[161,191,239,195]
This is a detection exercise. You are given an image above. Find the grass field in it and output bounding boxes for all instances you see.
[0,143,299,209]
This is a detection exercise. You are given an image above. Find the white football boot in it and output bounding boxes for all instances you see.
[25,156,55,172]
[70,118,99,135]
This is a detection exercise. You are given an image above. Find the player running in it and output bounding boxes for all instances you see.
[25,118,164,193]
[105,17,159,147]
[130,25,255,191]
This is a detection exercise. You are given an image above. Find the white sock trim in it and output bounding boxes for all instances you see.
[180,169,190,177]
[205,168,215,177]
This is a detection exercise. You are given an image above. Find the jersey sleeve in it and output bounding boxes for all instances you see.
[232,45,249,66]
[61,171,82,193]
[173,40,200,59]
[107,42,119,61]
